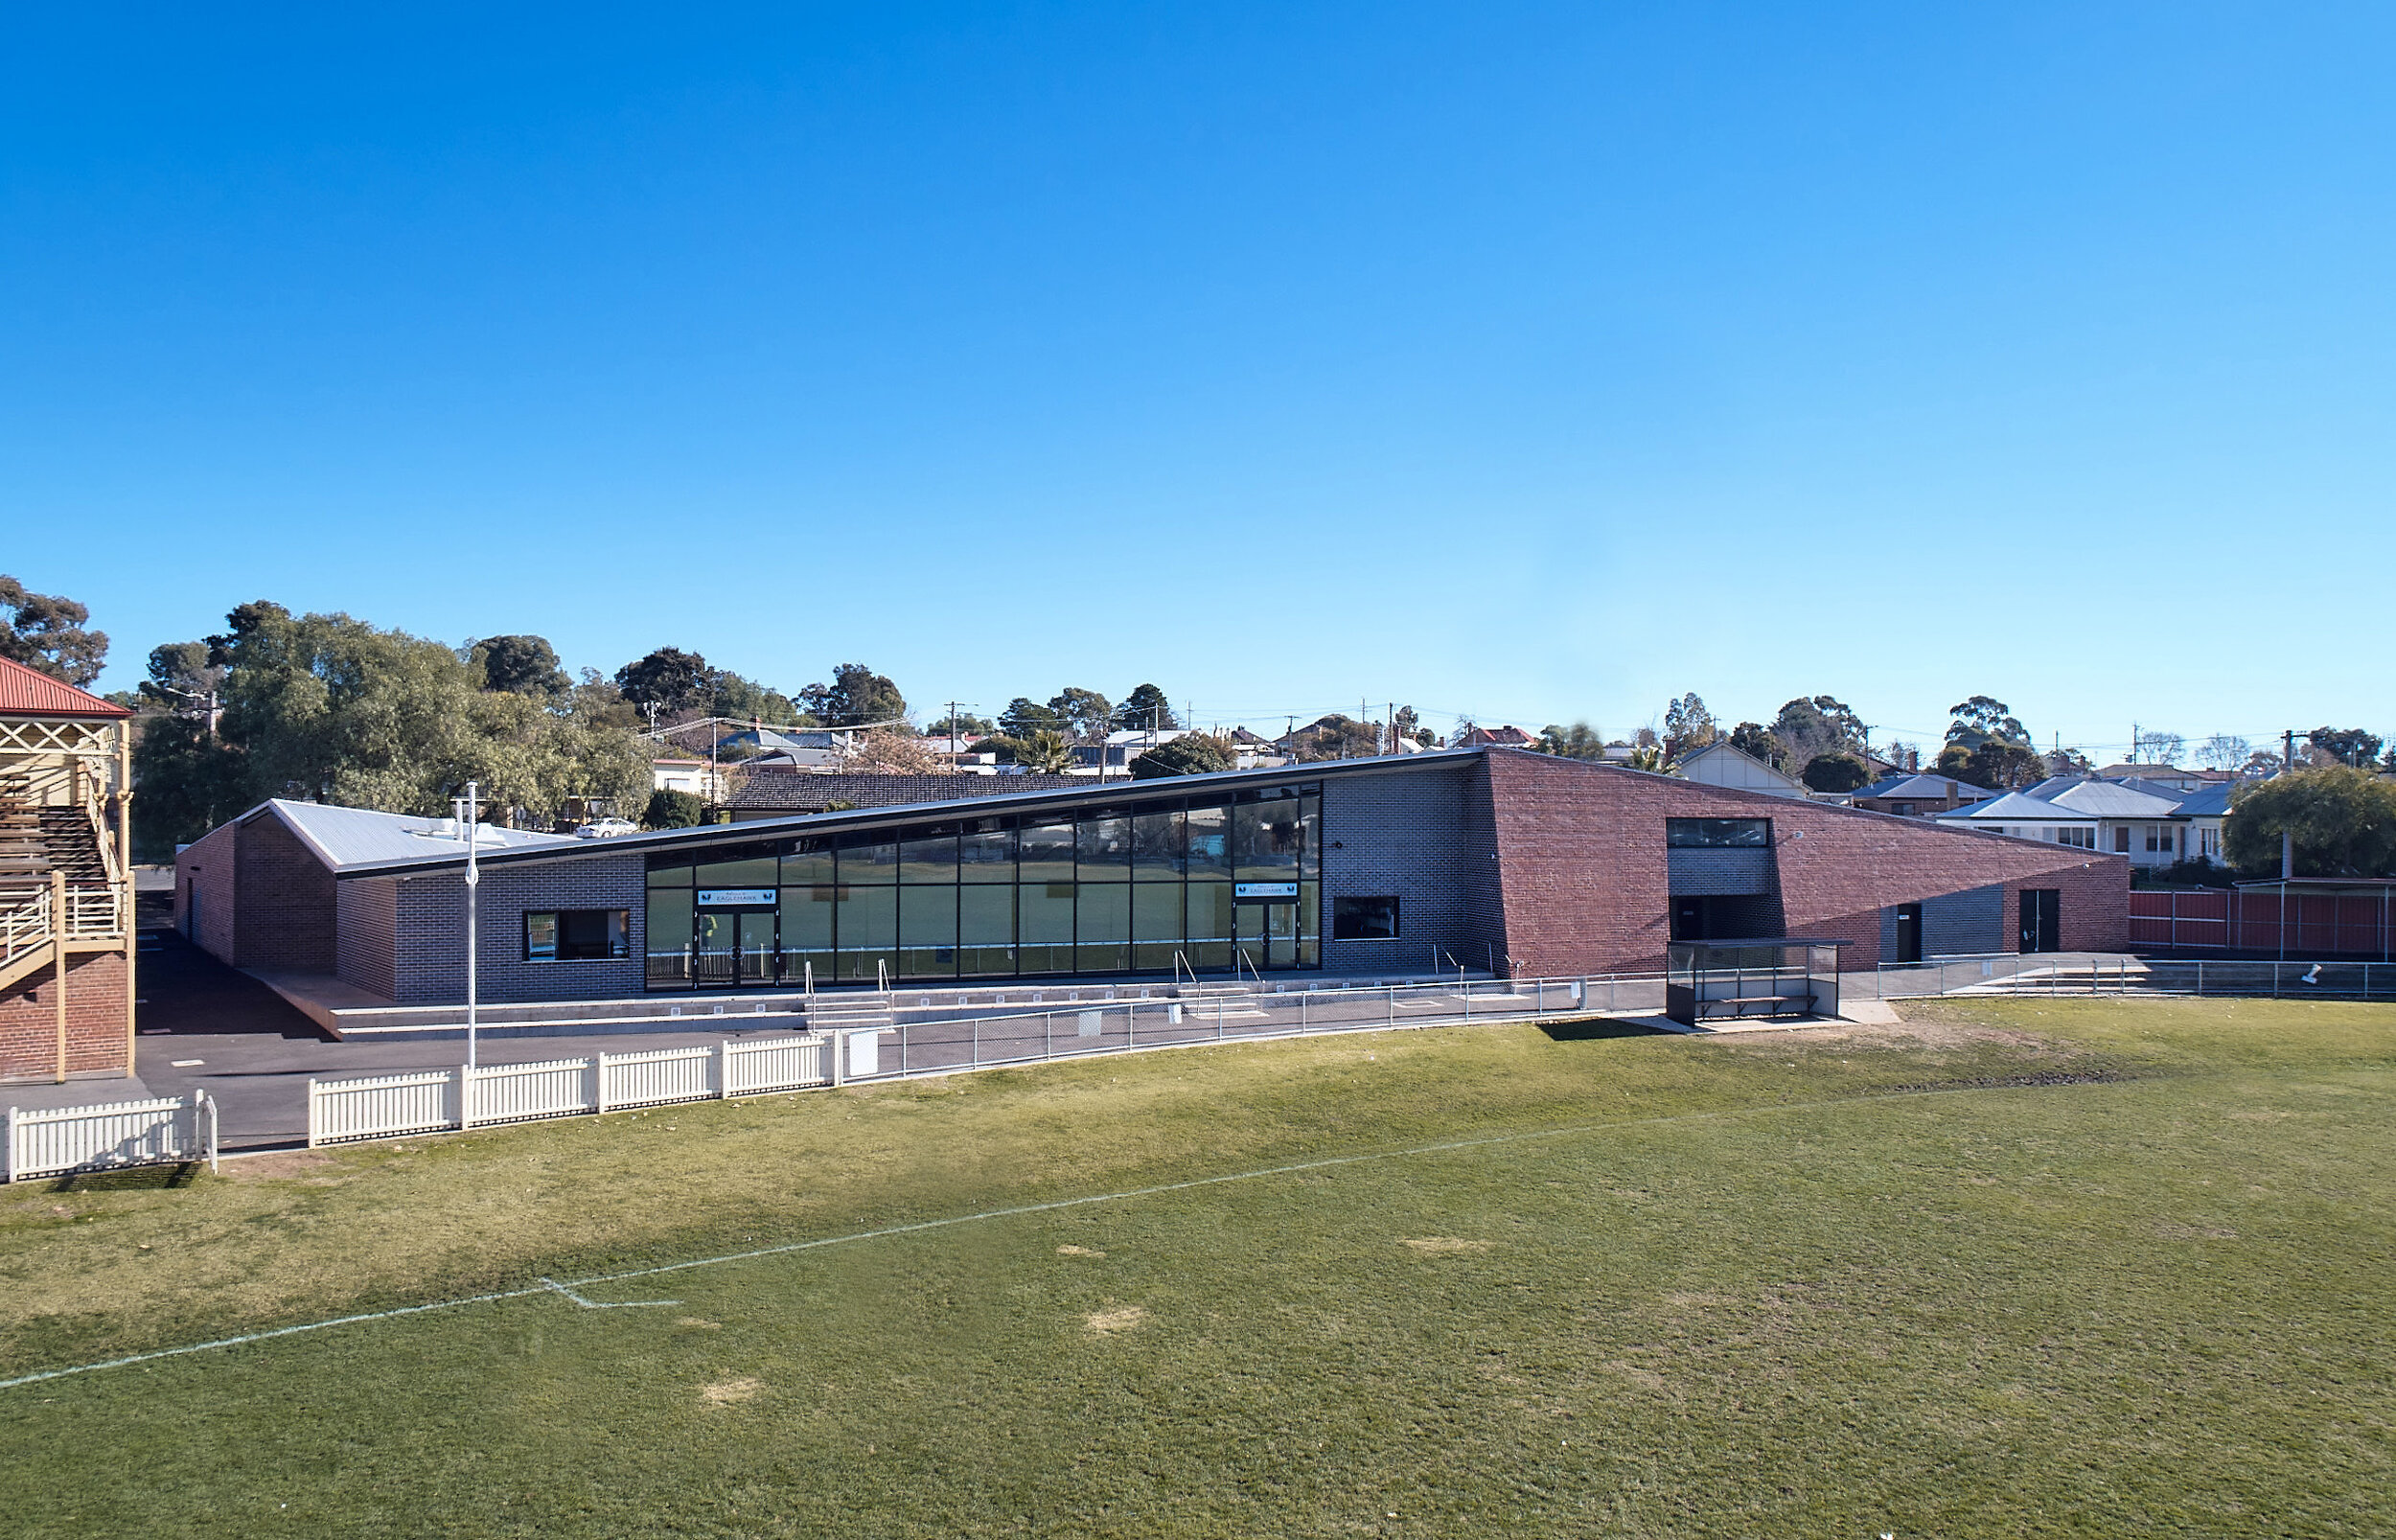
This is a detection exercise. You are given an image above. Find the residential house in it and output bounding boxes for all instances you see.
[1851,772,1996,818]
[1937,774,2226,868]
[1674,741,1809,800]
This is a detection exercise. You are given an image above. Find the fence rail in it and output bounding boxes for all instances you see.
[4,1092,217,1182]
[308,1034,835,1146]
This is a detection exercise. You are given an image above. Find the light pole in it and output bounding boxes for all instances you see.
[454,781,481,1070]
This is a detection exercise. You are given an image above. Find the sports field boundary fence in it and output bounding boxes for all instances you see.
[3,1092,217,1182]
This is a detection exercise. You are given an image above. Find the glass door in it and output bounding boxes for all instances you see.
[695,908,778,986]
[1235,900,1301,971]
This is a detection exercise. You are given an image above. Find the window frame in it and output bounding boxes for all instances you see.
[1331,895,1402,941]
[524,908,632,962]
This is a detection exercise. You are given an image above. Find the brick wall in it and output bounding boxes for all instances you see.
[174,820,241,964]
[1481,750,2130,976]
[233,813,337,973]
[1317,762,1481,973]
[336,877,400,1000]
[385,853,647,1003]
[0,952,128,1082]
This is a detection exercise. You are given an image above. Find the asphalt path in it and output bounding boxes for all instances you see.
[107,931,1665,1151]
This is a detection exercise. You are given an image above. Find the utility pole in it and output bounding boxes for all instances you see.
[2285,728,2298,776]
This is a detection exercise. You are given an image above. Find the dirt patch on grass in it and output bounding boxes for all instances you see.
[1402,1237,1493,1254]
[677,1317,723,1329]
[219,1151,344,1183]
[1056,1245,1107,1258]
[1083,1305,1148,1335]
[699,1376,762,1404]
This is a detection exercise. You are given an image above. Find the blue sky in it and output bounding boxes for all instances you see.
[5,4,2390,759]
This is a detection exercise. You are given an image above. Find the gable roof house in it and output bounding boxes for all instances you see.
[1674,741,1809,800]
[1852,772,1997,818]
[1938,774,2231,868]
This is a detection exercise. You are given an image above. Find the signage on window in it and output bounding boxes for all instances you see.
[697,888,776,907]
[1233,882,1300,900]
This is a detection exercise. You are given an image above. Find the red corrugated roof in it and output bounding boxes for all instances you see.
[0,655,133,719]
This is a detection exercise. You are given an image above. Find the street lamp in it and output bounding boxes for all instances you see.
[453,781,481,1070]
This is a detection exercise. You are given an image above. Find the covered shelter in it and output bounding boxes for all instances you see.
[1665,938,1846,1026]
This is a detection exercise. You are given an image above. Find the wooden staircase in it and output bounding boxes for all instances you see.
[0,772,124,993]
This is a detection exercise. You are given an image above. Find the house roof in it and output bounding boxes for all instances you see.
[238,799,579,872]
[0,656,133,720]
[725,770,1088,812]
[2038,779,2186,818]
[1935,791,2098,824]
[1857,772,1993,801]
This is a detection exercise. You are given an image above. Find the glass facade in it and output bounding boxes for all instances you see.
[644,784,1322,989]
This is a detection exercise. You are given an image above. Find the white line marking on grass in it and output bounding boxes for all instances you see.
[538,1277,681,1310]
[0,1077,2123,1393]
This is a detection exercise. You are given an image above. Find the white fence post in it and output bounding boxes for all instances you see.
[455,1066,472,1131]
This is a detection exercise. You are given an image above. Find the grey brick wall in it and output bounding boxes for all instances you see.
[1667,848,1778,895]
[1924,884,2005,955]
[337,877,400,1000]
[386,853,647,1003]
[1318,762,1491,974]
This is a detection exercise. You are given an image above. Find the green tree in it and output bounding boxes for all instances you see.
[800,663,907,726]
[1016,727,1075,774]
[1112,684,1179,733]
[713,671,799,724]
[131,603,651,856]
[471,635,568,697]
[1726,721,1787,770]
[1132,733,1235,779]
[2224,767,2396,877]
[1535,723,1606,761]
[1771,696,1865,767]
[2047,747,2095,776]
[0,575,107,686]
[1935,740,2039,791]
[643,789,708,829]
[1947,696,2031,749]
[928,709,994,738]
[614,648,712,717]
[998,698,1062,740]
[1623,744,1675,774]
[1802,752,1871,793]
[1661,693,1716,761]
[2305,726,2384,769]
[1047,687,1113,744]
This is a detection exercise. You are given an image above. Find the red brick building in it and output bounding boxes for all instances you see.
[0,657,135,1083]
[177,747,2129,1010]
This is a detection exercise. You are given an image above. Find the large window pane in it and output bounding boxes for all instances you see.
[959,818,1015,882]
[959,885,1016,976]
[1131,808,1183,880]
[899,825,958,884]
[1186,882,1233,969]
[1020,882,1075,973]
[899,885,957,978]
[1077,811,1131,879]
[1185,804,1231,878]
[835,885,896,980]
[1077,882,1129,973]
[837,832,898,884]
[647,861,692,889]
[781,838,834,886]
[645,890,693,987]
[1233,794,1302,880]
[1298,881,1321,967]
[1300,793,1321,877]
[1132,883,1183,972]
[777,885,835,987]
[694,851,777,888]
[1020,821,1076,884]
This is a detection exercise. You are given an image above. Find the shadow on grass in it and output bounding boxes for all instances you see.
[45,1163,202,1193]
[1538,1017,1670,1043]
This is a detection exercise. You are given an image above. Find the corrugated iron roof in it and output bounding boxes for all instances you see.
[245,799,579,872]
[0,655,133,719]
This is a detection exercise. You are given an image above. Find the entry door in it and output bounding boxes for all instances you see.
[1234,901,1299,971]
[2018,889,2061,954]
[694,908,778,986]
[1893,903,1923,964]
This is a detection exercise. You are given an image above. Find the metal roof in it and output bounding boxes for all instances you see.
[0,655,132,720]
[1858,772,1993,800]
[243,799,579,872]
[1935,791,2097,823]
[2041,779,2187,818]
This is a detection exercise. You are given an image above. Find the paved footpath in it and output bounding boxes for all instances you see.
[9,931,1657,1153]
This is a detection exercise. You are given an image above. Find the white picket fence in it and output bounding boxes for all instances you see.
[4,1092,218,1182]
[307,1033,843,1147]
